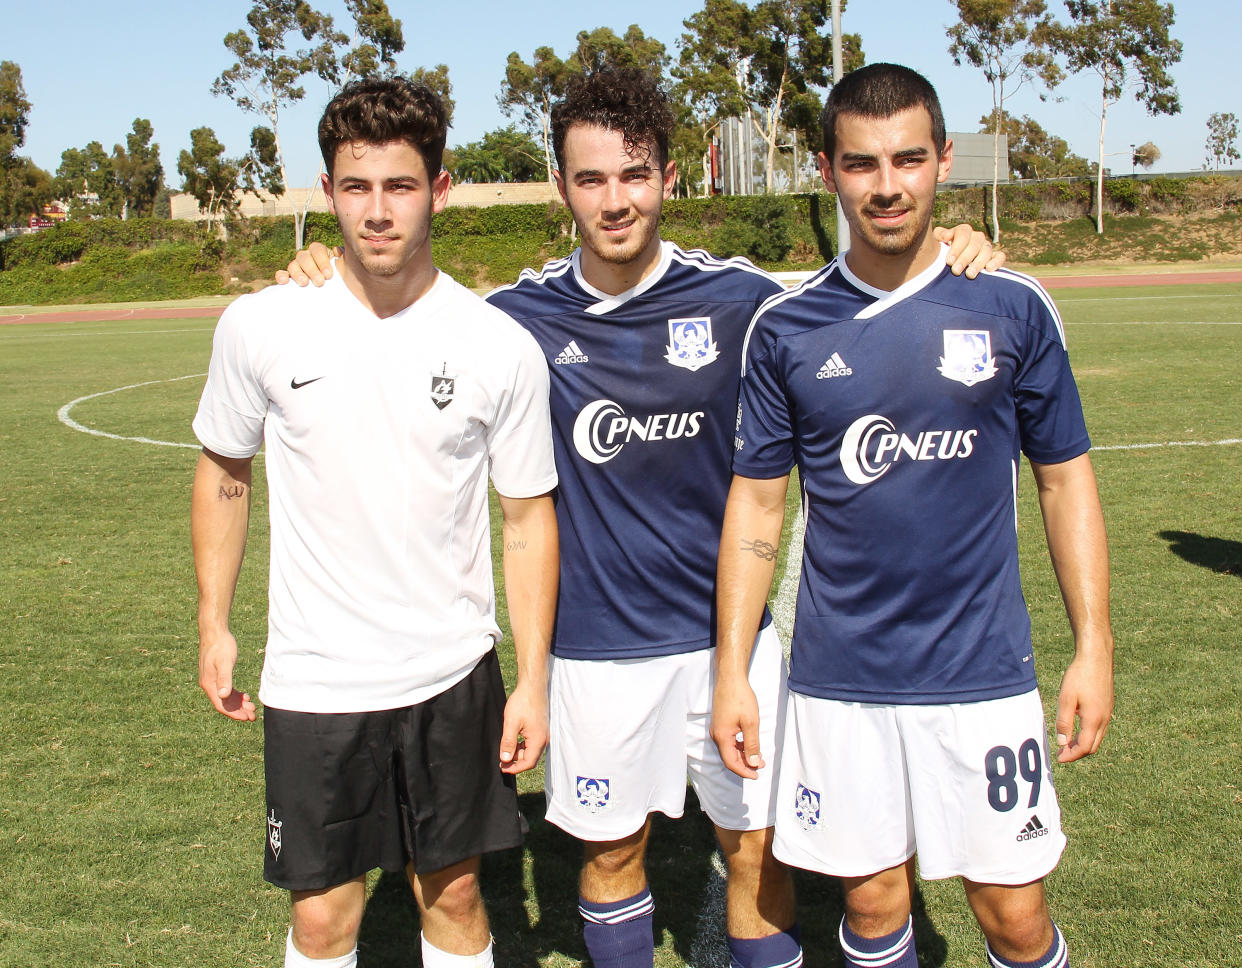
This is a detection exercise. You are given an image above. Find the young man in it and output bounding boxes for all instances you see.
[714,63,1113,968]
[281,69,1002,968]
[192,78,559,968]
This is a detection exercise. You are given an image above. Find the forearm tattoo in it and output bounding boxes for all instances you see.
[505,539,528,552]
[740,538,778,561]
[218,483,248,501]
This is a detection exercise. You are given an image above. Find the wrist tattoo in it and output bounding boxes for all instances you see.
[741,538,778,561]
[218,483,247,501]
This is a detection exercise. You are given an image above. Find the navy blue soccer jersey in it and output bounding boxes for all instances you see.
[734,249,1090,704]
[488,241,783,659]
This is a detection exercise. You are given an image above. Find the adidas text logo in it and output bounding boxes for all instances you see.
[555,340,589,365]
[816,352,853,379]
[1016,815,1050,842]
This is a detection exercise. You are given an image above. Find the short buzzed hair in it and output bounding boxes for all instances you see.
[821,63,946,161]
[551,68,674,173]
[319,77,447,179]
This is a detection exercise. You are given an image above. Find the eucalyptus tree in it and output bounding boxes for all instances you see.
[500,25,668,184]
[0,60,53,226]
[112,118,164,219]
[1047,0,1181,233]
[212,0,347,247]
[948,0,1061,241]
[676,0,861,193]
[1204,112,1239,171]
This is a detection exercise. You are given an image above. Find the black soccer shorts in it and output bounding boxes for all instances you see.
[261,649,524,891]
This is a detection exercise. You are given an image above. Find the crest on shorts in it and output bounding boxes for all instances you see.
[430,364,456,410]
[576,776,610,813]
[794,783,821,830]
[665,317,719,372]
[267,808,283,860]
[938,330,997,387]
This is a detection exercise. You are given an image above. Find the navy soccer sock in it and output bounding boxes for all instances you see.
[579,889,655,968]
[839,915,918,968]
[727,924,803,968]
[985,922,1068,968]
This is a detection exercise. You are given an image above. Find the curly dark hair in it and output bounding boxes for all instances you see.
[318,77,447,179]
[551,68,674,173]
[820,63,946,161]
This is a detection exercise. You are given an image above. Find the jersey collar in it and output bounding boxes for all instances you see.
[571,240,674,316]
[842,243,950,320]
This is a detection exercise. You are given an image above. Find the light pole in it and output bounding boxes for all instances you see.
[831,0,850,256]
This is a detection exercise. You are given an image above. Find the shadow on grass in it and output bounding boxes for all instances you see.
[354,788,948,967]
[1158,530,1242,578]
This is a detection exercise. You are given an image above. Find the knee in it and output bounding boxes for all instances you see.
[984,912,1054,959]
[584,840,645,882]
[842,868,913,937]
[968,882,1053,959]
[422,868,484,924]
[290,896,363,958]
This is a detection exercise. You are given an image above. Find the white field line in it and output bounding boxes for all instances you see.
[57,374,207,449]
[1095,437,1242,451]
[1055,294,1237,302]
[2,327,215,341]
[1073,325,1237,330]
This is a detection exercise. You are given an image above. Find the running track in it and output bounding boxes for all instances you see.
[3,268,1240,325]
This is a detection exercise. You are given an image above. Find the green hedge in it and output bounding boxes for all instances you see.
[2,175,1237,305]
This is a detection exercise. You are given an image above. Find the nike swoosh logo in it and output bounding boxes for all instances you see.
[290,377,324,390]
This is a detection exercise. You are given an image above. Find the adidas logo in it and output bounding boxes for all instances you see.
[1016,815,1050,842]
[555,340,589,365]
[815,352,853,380]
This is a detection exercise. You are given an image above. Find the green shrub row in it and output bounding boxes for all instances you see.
[2,175,1237,305]
[0,241,224,304]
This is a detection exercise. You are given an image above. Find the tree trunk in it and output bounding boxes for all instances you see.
[990,89,1002,244]
[541,103,555,187]
[1095,89,1107,235]
[763,61,790,194]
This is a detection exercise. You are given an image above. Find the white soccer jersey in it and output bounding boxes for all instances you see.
[194,270,557,713]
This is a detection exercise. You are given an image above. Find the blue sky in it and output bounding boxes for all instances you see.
[4,1,1237,189]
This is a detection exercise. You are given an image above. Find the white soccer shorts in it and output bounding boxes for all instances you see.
[544,623,787,841]
[773,688,1066,885]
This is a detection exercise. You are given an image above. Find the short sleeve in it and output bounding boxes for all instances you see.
[1013,292,1091,464]
[732,324,796,478]
[192,302,268,458]
[486,326,558,498]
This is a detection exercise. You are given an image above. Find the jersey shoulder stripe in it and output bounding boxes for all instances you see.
[741,259,845,374]
[989,267,1067,347]
[486,254,575,300]
[669,245,780,283]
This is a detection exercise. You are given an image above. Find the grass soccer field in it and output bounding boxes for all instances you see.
[0,278,1238,968]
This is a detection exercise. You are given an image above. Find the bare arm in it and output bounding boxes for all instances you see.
[712,473,791,779]
[1030,453,1114,762]
[496,491,559,774]
[933,224,1006,277]
[275,242,340,287]
[191,448,257,721]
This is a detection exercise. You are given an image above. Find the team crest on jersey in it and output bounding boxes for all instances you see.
[430,364,456,410]
[665,317,720,372]
[267,808,283,860]
[576,776,611,813]
[794,783,821,830]
[938,330,998,387]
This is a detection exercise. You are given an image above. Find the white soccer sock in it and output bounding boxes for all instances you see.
[284,927,357,968]
[420,932,495,968]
